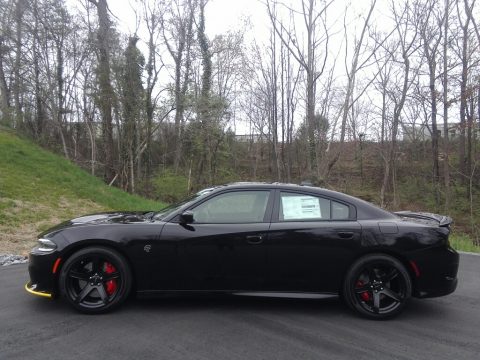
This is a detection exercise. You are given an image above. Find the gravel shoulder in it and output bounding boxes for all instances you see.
[0,254,28,266]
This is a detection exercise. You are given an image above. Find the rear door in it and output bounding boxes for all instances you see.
[265,190,362,293]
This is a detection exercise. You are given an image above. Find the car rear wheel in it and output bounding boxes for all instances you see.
[59,246,132,314]
[343,254,412,319]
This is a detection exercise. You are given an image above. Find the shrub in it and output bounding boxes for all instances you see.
[153,169,189,203]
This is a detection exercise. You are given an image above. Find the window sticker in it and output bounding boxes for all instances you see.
[282,195,321,220]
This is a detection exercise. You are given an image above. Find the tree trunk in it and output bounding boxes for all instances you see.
[422,25,440,206]
[90,0,115,183]
[56,39,69,159]
[458,9,470,180]
[0,36,11,126]
[197,0,213,186]
[443,0,450,211]
[381,50,410,207]
[172,0,194,173]
[13,0,26,128]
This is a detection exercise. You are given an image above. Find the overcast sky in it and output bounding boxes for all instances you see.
[107,0,268,40]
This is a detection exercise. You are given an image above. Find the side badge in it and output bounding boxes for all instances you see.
[144,244,152,253]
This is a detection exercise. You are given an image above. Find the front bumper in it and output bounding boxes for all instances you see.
[26,251,59,298]
[25,282,53,298]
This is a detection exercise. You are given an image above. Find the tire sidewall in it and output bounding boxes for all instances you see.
[343,254,412,320]
[59,246,132,314]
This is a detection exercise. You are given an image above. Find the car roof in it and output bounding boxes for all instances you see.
[203,182,396,220]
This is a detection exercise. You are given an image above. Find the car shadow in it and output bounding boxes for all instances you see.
[24,292,449,321]
[120,294,446,321]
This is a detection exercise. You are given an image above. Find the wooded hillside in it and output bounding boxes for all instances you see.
[0,0,479,244]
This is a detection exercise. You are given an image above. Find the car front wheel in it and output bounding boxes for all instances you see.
[59,246,132,314]
[343,254,412,319]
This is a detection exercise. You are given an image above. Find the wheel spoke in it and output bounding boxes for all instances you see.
[382,268,398,282]
[75,284,94,304]
[365,265,377,281]
[91,256,102,273]
[96,284,109,304]
[382,288,403,302]
[372,292,380,313]
[355,284,371,293]
[69,270,90,280]
[103,272,120,281]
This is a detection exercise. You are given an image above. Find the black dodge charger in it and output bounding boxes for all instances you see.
[26,182,459,319]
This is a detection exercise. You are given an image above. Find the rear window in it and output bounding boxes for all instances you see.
[279,192,350,221]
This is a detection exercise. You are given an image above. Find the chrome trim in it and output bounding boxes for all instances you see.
[35,238,57,253]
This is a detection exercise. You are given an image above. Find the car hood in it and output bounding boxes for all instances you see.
[69,212,152,225]
[39,211,154,238]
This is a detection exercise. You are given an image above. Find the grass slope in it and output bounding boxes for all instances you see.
[0,130,166,254]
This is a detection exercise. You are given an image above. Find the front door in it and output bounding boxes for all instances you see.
[160,190,274,291]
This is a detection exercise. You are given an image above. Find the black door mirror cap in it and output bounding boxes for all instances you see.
[179,210,194,224]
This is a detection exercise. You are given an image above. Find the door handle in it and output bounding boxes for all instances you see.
[246,235,264,244]
[338,231,354,239]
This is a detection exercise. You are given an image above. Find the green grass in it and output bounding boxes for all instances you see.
[450,233,480,253]
[0,130,166,253]
[0,130,166,211]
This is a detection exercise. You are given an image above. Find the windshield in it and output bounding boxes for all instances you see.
[153,188,216,220]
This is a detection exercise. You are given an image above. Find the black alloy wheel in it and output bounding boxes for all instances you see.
[59,247,132,314]
[343,254,412,319]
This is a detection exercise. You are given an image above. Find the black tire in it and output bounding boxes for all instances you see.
[59,246,132,314]
[342,254,412,320]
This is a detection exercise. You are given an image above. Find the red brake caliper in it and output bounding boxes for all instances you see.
[104,262,117,296]
[356,280,371,301]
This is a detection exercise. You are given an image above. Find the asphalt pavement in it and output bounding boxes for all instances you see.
[1,254,479,360]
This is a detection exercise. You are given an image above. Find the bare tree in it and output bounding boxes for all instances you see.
[460,0,479,185]
[141,0,164,190]
[322,0,378,180]
[417,0,446,206]
[161,0,195,172]
[0,0,13,126]
[380,1,419,207]
[13,0,26,128]
[267,0,331,179]
[442,0,451,211]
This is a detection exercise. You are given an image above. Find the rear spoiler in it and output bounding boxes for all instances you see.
[394,211,452,227]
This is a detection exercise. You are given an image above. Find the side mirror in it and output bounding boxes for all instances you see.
[179,210,194,224]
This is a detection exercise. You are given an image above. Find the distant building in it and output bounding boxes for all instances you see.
[234,133,267,143]
[402,121,479,141]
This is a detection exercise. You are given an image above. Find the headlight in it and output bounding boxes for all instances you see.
[35,238,57,253]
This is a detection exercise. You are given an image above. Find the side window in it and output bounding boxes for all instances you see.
[332,201,349,219]
[191,191,270,223]
[279,192,350,221]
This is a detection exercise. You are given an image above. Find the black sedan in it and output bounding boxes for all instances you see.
[26,182,459,319]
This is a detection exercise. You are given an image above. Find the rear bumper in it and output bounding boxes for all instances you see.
[410,246,459,298]
[414,276,458,298]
